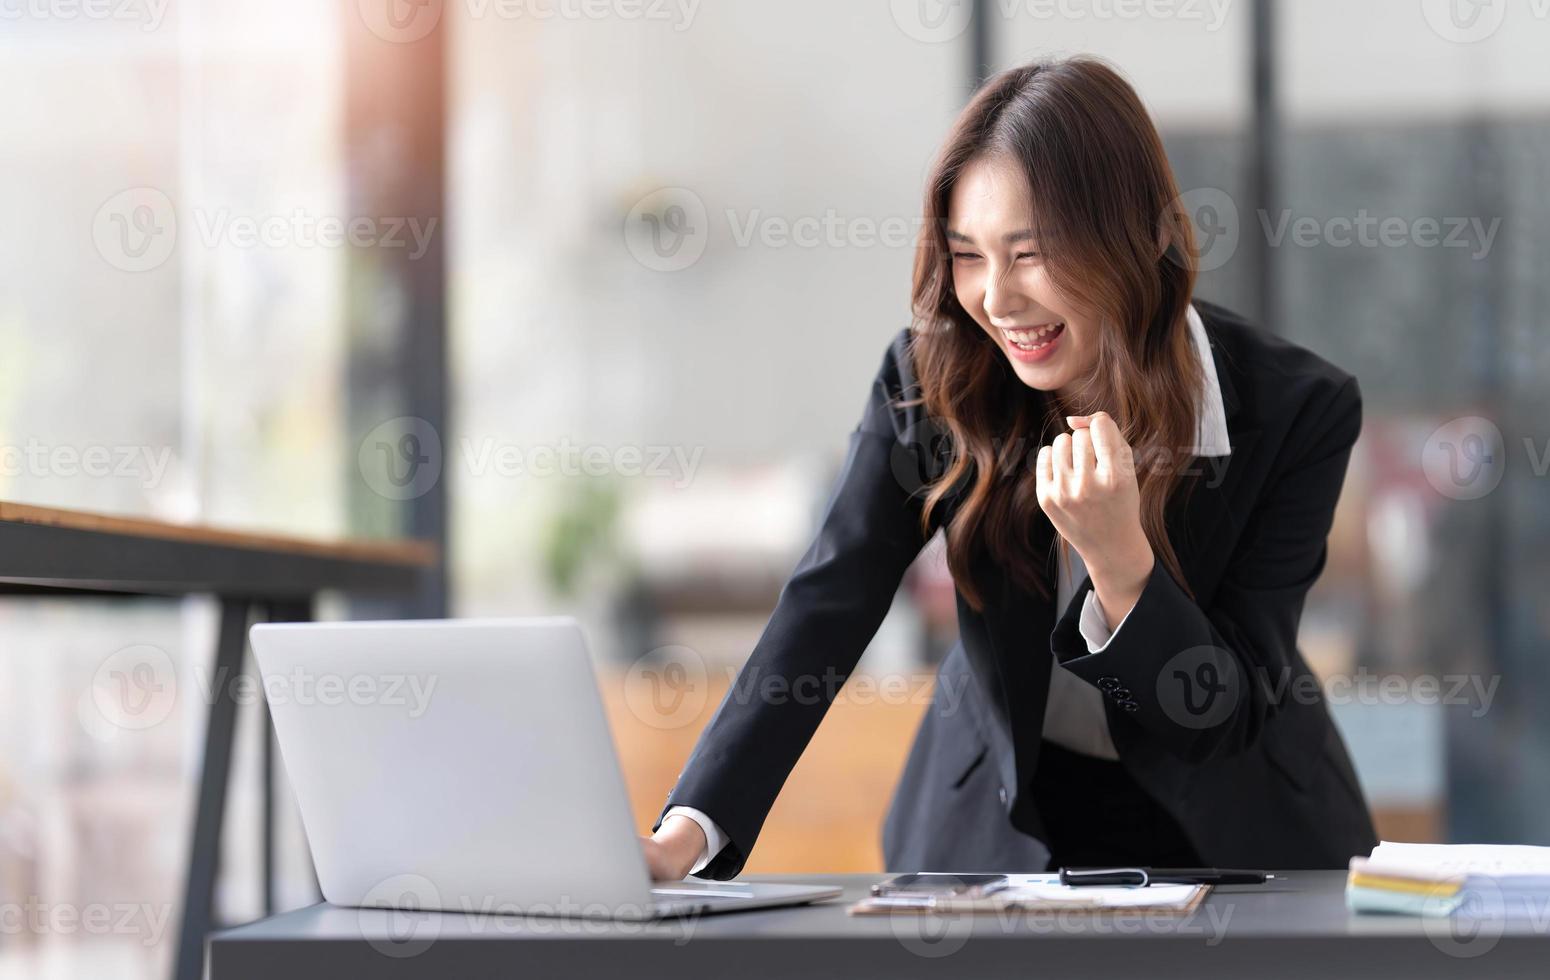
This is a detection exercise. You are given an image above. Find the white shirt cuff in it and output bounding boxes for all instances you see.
[1078,588,1136,653]
[663,805,727,877]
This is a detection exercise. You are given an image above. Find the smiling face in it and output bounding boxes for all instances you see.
[947,154,1100,397]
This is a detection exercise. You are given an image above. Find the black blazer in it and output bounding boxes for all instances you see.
[654,300,1378,877]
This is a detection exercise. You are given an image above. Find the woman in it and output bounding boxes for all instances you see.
[641,56,1377,881]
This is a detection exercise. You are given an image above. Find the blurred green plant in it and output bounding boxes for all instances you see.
[539,476,628,598]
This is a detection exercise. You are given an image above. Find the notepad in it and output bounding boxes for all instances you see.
[848,873,1210,915]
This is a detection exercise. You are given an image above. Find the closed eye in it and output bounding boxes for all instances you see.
[951,251,1039,262]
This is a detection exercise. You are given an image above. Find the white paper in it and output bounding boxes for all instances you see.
[1370,841,1550,878]
[996,874,1202,909]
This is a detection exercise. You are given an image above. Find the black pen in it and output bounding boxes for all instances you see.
[1060,867,1275,887]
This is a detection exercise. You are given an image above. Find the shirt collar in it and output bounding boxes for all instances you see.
[1186,302,1233,457]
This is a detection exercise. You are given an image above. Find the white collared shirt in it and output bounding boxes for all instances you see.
[667,304,1234,872]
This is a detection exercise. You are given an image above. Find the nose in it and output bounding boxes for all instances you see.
[982,265,1024,322]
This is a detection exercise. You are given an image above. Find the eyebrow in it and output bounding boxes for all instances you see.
[946,228,1038,245]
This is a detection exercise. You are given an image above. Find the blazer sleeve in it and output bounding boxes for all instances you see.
[650,329,934,879]
[1049,374,1363,763]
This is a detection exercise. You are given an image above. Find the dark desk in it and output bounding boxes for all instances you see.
[210,870,1547,979]
[0,501,436,980]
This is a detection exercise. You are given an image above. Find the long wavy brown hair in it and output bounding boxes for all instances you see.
[906,56,1204,613]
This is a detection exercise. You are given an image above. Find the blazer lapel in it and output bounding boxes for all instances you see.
[1168,316,1260,591]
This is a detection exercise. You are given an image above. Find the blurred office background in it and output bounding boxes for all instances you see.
[2,0,1548,976]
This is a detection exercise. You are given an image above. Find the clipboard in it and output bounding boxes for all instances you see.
[847,874,1212,915]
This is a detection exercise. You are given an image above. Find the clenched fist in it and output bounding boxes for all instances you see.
[1035,411,1155,625]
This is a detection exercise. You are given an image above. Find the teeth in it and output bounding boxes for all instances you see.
[1004,322,1063,348]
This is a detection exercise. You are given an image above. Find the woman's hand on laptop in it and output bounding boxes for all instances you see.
[641,814,707,881]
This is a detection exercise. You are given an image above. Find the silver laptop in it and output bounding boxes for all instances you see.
[249,617,841,919]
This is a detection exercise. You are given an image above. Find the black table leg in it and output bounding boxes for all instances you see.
[173,597,252,980]
[260,695,274,918]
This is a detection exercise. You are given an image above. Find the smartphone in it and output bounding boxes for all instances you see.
[870,873,1007,897]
